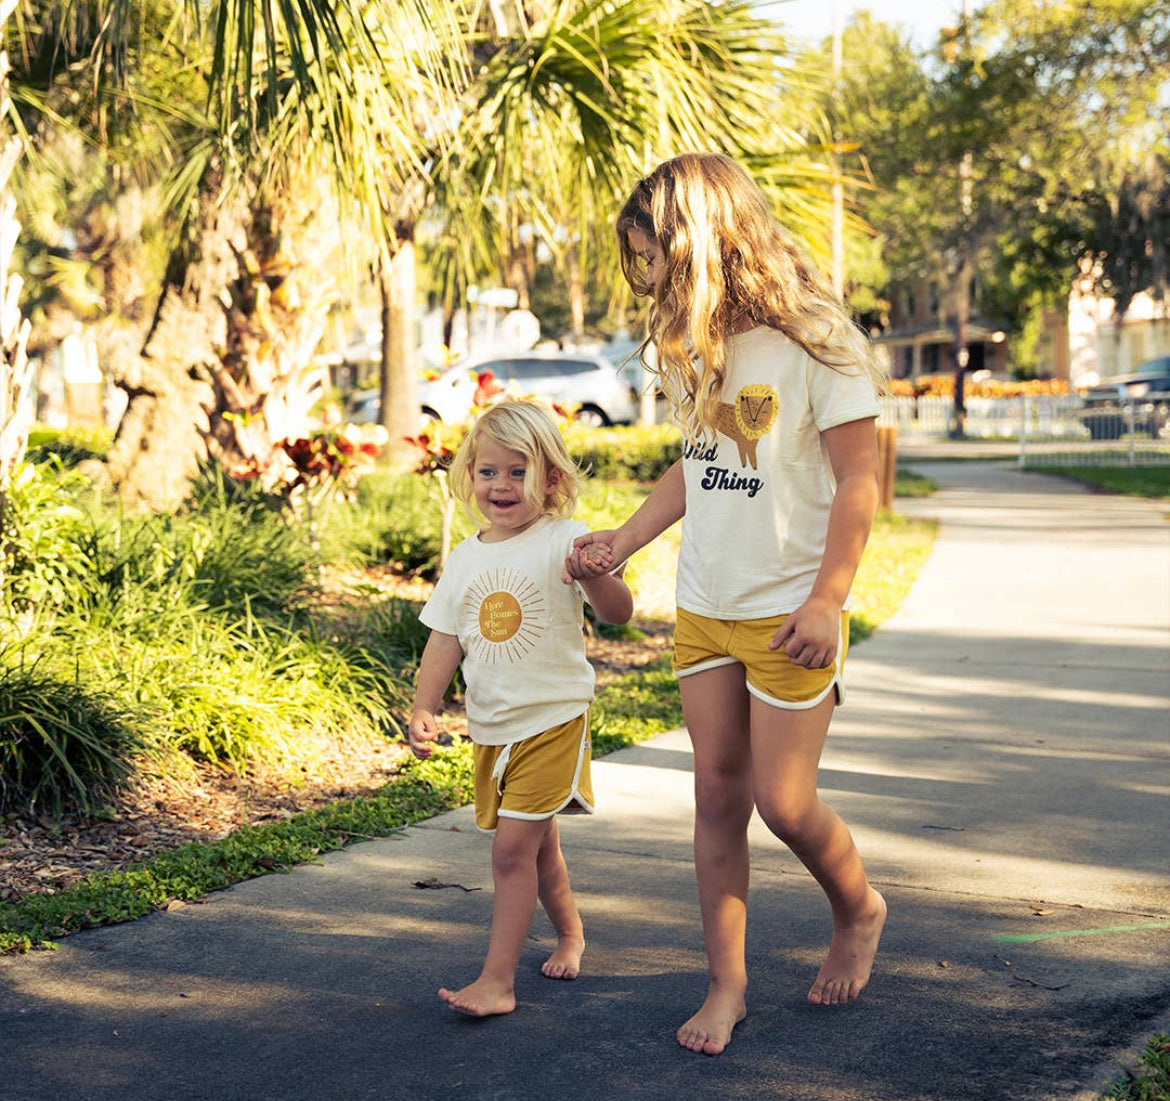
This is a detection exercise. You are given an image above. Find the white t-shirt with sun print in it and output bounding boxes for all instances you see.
[420,516,594,746]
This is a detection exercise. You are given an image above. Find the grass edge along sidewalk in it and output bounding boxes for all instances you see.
[0,661,685,955]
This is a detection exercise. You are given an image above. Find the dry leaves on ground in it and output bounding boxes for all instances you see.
[0,610,672,905]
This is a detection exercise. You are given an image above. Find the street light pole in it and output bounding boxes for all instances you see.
[950,0,974,439]
[830,0,844,300]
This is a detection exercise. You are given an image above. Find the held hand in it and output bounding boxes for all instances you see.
[769,597,841,670]
[562,529,618,583]
[408,711,439,760]
[563,542,616,582]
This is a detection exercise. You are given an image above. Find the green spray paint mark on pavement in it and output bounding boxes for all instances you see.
[994,920,1170,944]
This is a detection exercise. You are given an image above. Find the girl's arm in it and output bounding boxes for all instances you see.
[564,459,686,580]
[409,630,463,759]
[770,418,880,668]
[578,567,634,626]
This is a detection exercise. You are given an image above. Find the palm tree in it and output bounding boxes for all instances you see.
[9,0,467,508]
[1,0,34,485]
[430,0,848,343]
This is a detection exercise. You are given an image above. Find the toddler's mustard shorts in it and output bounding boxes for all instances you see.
[672,608,850,709]
[473,712,593,832]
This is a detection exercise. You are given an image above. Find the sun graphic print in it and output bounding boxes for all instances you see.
[464,566,547,664]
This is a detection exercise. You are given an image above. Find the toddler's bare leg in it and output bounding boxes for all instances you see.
[536,818,585,979]
[438,817,546,1016]
[676,666,753,1055]
[750,694,886,1006]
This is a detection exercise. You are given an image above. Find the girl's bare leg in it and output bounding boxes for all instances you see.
[749,693,886,1006]
[439,817,549,1016]
[535,818,585,979]
[676,664,754,1055]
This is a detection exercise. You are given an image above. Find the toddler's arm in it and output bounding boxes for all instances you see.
[578,562,633,626]
[408,630,463,759]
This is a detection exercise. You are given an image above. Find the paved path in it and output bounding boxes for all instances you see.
[2,457,1168,1101]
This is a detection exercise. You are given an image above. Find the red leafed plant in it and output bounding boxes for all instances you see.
[403,424,465,572]
[277,423,389,544]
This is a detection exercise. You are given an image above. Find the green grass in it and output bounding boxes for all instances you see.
[894,467,939,498]
[1102,1036,1170,1101]
[0,750,475,952]
[851,510,937,643]
[1029,465,1170,500]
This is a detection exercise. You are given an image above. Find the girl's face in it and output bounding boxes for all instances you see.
[471,435,551,541]
[627,227,664,290]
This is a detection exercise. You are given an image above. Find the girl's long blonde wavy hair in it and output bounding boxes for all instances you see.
[616,153,885,443]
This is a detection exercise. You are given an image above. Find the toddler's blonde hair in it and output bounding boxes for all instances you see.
[616,152,886,443]
[449,399,581,521]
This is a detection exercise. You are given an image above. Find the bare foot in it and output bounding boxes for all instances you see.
[438,977,516,1017]
[676,987,747,1055]
[807,887,887,1006]
[541,933,585,980]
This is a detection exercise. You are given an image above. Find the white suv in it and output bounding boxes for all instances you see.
[350,351,639,427]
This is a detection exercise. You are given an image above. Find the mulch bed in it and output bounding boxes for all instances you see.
[0,620,673,905]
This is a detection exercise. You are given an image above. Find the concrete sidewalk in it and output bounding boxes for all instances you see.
[2,459,1168,1101]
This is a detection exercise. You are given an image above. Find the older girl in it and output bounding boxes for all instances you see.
[568,153,887,1054]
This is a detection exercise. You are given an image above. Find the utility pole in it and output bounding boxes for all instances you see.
[949,0,974,439]
[830,0,845,300]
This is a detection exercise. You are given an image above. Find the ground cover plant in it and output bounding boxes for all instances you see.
[1102,1035,1170,1101]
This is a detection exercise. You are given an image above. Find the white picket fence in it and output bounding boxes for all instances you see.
[878,393,1170,468]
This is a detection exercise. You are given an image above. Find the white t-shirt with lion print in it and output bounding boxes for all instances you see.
[675,325,881,619]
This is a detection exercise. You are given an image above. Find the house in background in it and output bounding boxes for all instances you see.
[874,261,1167,387]
[1041,279,1170,387]
[873,271,1010,381]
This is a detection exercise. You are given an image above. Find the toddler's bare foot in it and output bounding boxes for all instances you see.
[676,987,747,1055]
[807,887,887,1006]
[541,933,585,980]
[438,977,516,1017]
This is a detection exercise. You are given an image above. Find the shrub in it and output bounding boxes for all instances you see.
[565,423,681,482]
[323,467,476,576]
[0,462,93,614]
[0,649,145,816]
[25,425,113,467]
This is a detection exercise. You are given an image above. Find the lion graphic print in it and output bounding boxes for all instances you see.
[715,383,779,469]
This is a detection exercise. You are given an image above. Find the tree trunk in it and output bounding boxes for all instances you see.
[203,178,338,482]
[106,172,339,511]
[0,22,33,487]
[567,239,586,338]
[378,231,419,463]
[104,189,244,510]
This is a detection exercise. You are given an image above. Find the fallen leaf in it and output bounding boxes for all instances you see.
[938,960,949,968]
[412,877,481,893]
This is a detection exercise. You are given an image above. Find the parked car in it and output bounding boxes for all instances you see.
[347,351,639,427]
[1080,355,1170,440]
